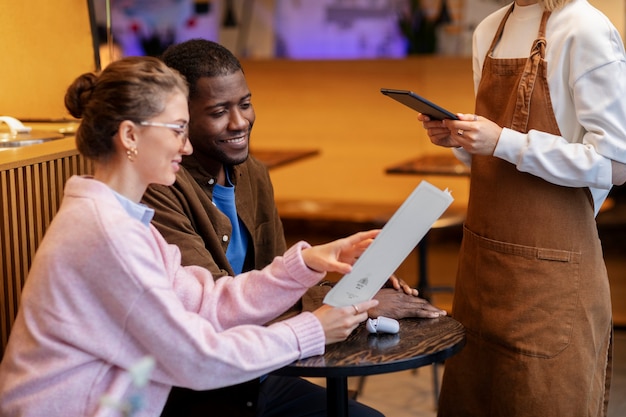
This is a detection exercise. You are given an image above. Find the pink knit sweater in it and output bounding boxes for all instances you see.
[0,176,326,417]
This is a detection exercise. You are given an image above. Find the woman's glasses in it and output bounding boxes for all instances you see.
[139,121,188,148]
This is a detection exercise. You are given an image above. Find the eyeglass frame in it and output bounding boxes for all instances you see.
[138,121,189,148]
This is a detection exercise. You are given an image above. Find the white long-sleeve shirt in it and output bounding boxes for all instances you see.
[0,176,326,417]
[458,0,626,214]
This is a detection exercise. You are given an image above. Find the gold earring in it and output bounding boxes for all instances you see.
[126,147,138,162]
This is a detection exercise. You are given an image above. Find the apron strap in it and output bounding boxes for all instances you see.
[511,11,551,132]
[485,3,515,59]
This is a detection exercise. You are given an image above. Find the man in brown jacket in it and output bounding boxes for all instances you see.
[143,39,446,417]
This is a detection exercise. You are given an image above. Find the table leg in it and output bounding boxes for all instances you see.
[326,376,349,417]
[417,232,455,300]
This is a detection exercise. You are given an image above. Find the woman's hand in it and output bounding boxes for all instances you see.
[418,112,503,155]
[301,230,380,275]
[313,299,379,344]
[418,113,462,148]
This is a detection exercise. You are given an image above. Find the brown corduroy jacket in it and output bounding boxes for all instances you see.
[144,154,285,277]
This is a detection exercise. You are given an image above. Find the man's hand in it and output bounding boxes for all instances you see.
[386,274,418,297]
[370,288,447,319]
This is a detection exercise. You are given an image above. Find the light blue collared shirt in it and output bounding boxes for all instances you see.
[113,191,155,227]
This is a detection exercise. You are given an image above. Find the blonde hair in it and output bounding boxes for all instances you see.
[541,0,572,12]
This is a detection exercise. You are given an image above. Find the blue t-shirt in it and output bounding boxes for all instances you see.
[212,181,249,275]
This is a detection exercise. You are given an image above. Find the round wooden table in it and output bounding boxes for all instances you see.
[274,316,465,417]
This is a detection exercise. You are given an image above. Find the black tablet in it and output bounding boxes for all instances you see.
[381,88,459,120]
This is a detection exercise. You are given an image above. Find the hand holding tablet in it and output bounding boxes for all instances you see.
[381,88,459,120]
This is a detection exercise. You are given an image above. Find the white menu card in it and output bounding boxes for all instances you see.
[323,180,454,307]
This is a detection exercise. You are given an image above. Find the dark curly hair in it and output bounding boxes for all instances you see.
[64,56,188,161]
[160,39,243,99]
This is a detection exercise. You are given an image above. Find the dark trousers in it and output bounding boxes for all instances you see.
[258,375,383,417]
[160,376,384,417]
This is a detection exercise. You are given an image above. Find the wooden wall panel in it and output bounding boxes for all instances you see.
[1,153,92,356]
[0,0,96,119]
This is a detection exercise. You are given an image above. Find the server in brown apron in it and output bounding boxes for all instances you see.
[419,1,626,415]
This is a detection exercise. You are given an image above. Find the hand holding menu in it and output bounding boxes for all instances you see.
[323,181,454,307]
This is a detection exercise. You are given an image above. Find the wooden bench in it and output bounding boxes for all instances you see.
[277,199,397,236]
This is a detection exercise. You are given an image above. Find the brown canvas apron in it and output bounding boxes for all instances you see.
[437,6,613,416]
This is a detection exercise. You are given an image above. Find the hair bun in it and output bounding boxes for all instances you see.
[64,72,98,119]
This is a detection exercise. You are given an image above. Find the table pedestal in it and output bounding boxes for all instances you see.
[327,377,349,417]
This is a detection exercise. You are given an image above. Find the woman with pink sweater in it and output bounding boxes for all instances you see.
[0,57,381,417]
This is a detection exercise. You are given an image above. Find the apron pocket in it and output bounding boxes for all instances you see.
[458,227,581,358]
